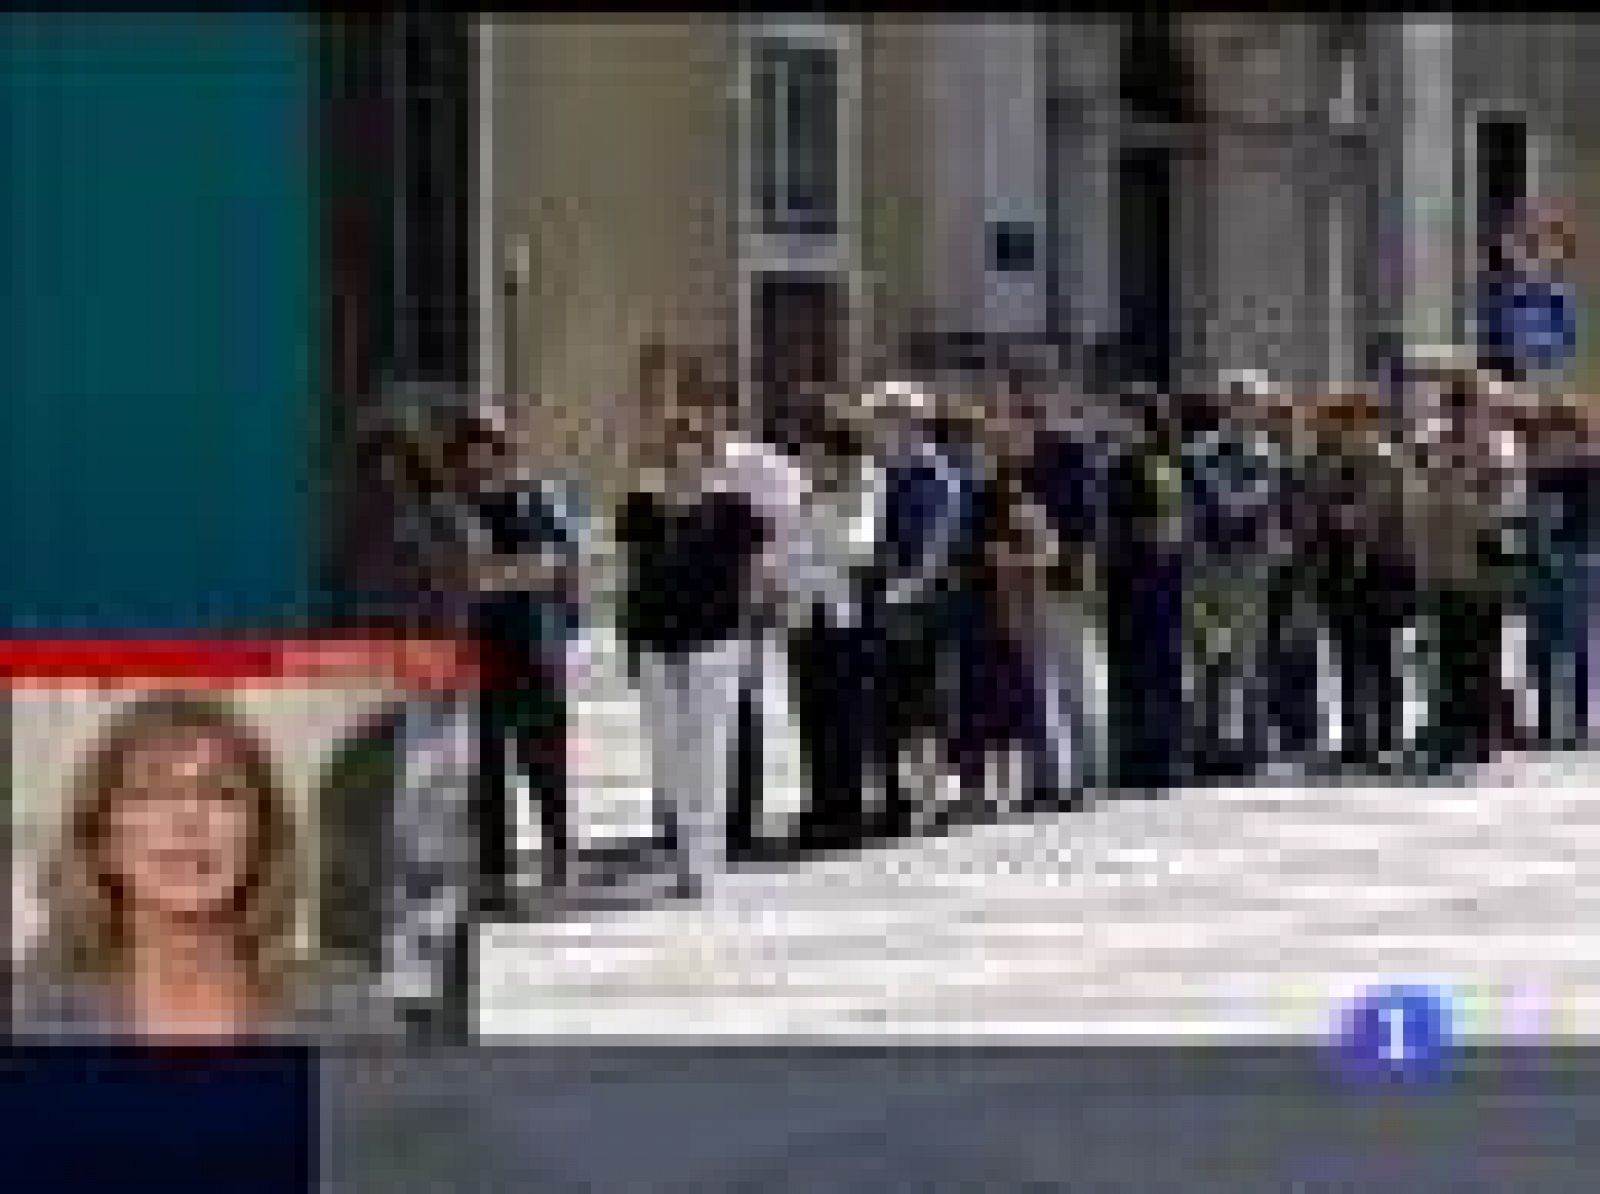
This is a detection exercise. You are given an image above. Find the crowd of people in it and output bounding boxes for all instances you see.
[366,345,1594,916]
[349,205,1595,920]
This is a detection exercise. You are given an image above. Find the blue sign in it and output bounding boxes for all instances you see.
[1479,273,1577,374]
[1330,983,1454,1086]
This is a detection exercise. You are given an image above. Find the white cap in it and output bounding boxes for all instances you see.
[1407,344,1479,373]
[1220,369,1276,399]
[863,379,931,415]
[469,395,513,438]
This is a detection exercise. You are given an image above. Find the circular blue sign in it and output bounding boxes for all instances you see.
[1329,983,1454,1086]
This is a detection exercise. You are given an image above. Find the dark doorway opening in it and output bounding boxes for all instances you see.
[1476,116,1528,273]
[754,273,847,450]
[1117,144,1176,393]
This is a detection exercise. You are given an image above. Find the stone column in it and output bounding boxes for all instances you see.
[1396,18,1459,353]
[1046,18,1120,353]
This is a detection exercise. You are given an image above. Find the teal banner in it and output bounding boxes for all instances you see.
[1,15,320,631]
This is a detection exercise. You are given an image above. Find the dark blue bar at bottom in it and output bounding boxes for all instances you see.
[1,1046,316,1194]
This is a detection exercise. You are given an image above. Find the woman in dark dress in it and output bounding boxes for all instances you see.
[786,408,877,852]
[947,440,1058,817]
[1102,396,1189,791]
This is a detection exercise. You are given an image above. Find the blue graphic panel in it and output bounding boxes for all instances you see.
[0,15,319,631]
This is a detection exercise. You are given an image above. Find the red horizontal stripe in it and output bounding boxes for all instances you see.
[0,638,480,688]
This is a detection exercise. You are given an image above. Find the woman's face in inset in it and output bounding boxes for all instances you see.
[102,730,256,923]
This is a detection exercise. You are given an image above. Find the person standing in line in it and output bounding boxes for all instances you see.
[1411,369,1518,769]
[784,402,879,852]
[1179,386,1285,780]
[1102,388,1189,792]
[944,381,1061,818]
[617,361,770,897]
[1232,382,1300,778]
[358,405,486,1035]
[1304,391,1417,774]
[1017,375,1107,797]
[712,355,812,864]
[856,379,974,839]
[1482,378,1539,756]
[1583,404,1600,746]
[1253,379,1326,773]
[1524,399,1597,749]
[1017,374,1107,800]
[1484,203,1587,742]
[451,400,589,910]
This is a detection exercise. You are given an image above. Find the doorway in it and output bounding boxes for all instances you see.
[1475,115,1529,273]
[1117,143,1177,393]
[754,272,847,448]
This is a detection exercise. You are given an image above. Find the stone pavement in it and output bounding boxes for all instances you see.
[483,748,1600,1040]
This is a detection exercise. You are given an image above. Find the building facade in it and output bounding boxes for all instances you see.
[466,15,1596,499]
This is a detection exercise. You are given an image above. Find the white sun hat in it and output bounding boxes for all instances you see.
[862,379,932,415]
[1406,344,1481,374]
[1220,369,1277,399]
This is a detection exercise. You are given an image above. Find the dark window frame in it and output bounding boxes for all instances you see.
[751,36,841,238]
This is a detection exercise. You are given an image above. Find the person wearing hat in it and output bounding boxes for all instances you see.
[783,398,880,851]
[855,377,974,837]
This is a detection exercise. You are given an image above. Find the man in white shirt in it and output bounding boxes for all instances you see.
[856,379,972,836]
[707,411,813,860]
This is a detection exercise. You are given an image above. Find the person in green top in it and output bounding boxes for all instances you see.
[1101,388,1188,790]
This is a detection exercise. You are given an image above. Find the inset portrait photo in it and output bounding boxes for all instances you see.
[7,638,478,1045]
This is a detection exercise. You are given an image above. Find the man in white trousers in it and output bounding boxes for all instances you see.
[617,353,774,897]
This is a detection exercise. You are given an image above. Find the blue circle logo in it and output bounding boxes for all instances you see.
[1330,983,1454,1086]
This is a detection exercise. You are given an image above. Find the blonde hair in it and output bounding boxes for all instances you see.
[38,692,305,1006]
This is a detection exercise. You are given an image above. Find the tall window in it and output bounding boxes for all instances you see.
[752,37,840,236]
[755,273,846,444]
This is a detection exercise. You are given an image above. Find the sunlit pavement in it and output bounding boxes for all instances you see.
[482,747,1600,1040]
